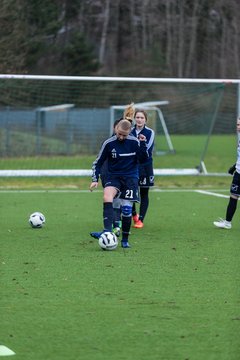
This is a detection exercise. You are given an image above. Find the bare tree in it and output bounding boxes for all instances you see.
[104,0,121,74]
[232,14,240,77]
[99,0,110,64]
[185,0,203,77]
[177,0,185,77]
[141,0,150,51]
[166,1,173,72]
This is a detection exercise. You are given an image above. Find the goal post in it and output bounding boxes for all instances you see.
[0,74,239,177]
[198,87,225,174]
[35,104,75,155]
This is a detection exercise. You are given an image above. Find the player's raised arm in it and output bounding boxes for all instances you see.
[136,136,149,163]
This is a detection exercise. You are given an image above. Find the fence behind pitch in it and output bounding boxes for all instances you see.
[0,75,239,175]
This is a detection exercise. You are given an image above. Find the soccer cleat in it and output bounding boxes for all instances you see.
[132,214,139,224]
[213,218,232,229]
[133,220,144,228]
[112,227,121,237]
[121,241,131,248]
[113,220,122,229]
[90,231,103,239]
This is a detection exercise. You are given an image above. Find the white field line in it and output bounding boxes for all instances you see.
[0,188,229,195]
[195,190,229,198]
[152,188,229,193]
[0,189,92,193]
[0,345,15,356]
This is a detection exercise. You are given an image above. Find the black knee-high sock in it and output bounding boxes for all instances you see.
[122,216,131,241]
[226,197,238,222]
[103,202,113,231]
[113,208,121,228]
[132,202,137,216]
[139,187,149,222]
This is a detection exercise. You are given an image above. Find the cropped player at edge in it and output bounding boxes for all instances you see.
[89,116,149,248]
[213,117,240,229]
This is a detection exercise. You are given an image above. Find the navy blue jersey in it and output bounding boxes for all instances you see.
[131,125,154,164]
[92,134,148,182]
[131,125,155,187]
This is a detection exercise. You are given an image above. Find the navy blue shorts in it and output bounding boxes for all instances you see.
[230,171,240,197]
[139,163,154,187]
[100,160,108,187]
[104,175,139,202]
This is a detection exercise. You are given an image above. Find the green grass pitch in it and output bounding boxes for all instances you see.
[1,189,240,360]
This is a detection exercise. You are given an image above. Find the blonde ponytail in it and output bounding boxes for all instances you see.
[123,102,135,123]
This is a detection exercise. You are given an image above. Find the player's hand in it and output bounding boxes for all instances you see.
[90,182,98,191]
[228,164,236,175]
[138,134,146,141]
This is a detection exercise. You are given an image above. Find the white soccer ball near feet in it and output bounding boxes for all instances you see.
[98,232,118,250]
[29,212,45,228]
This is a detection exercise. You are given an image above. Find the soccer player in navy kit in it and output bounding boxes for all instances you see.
[90,119,148,248]
[213,117,240,229]
[99,118,123,236]
[131,109,155,228]
[99,105,135,236]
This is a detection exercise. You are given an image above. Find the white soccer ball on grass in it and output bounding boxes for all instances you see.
[98,232,118,250]
[29,212,45,228]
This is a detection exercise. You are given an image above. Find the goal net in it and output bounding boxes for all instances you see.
[0,75,239,176]
[35,104,75,156]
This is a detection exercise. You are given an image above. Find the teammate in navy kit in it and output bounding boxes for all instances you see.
[213,117,240,229]
[131,109,155,228]
[90,118,148,248]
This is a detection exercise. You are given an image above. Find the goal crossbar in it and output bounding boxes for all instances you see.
[1,74,240,84]
[37,104,75,112]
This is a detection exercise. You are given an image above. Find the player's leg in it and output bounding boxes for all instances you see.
[213,172,240,229]
[120,177,139,247]
[132,202,139,224]
[112,197,122,236]
[121,199,133,248]
[134,167,154,229]
[134,187,149,228]
[139,187,149,221]
[226,195,238,221]
[90,185,118,239]
[103,186,118,231]
[213,195,237,229]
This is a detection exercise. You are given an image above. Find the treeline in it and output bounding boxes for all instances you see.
[0,0,240,78]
